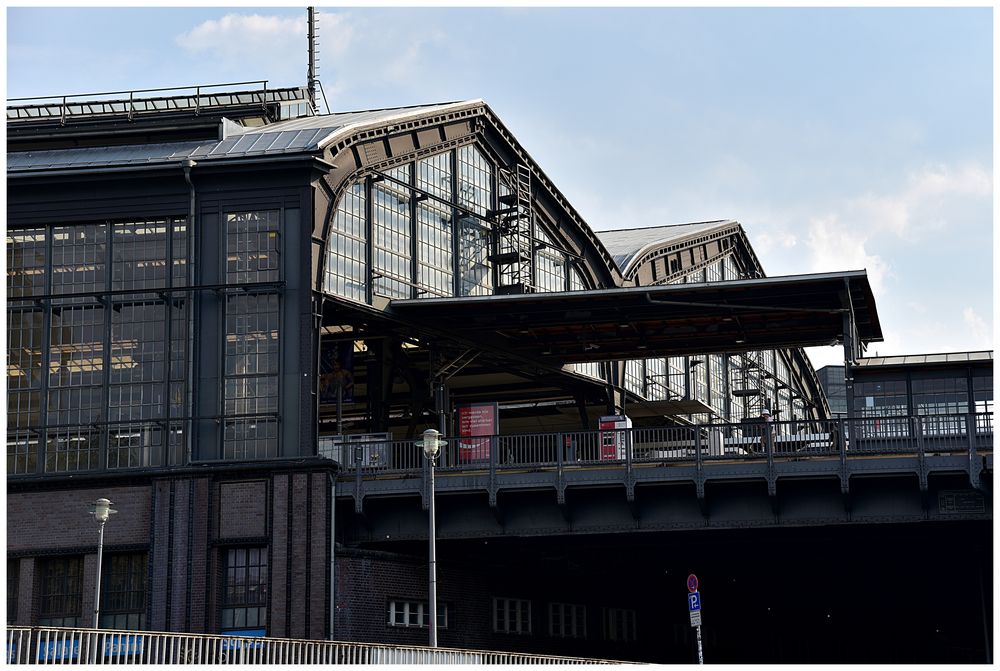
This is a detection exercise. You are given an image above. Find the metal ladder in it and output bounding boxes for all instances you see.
[492,163,534,294]
[732,350,769,419]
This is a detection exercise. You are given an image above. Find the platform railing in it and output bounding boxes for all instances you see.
[4,627,623,665]
[329,412,992,475]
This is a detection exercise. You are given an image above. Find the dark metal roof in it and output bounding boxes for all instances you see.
[855,351,993,368]
[596,220,734,273]
[7,100,480,173]
[387,270,882,365]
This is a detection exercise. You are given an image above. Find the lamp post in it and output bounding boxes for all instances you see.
[417,428,442,647]
[89,498,117,629]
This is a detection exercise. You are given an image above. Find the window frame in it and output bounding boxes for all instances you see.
[386,599,448,630]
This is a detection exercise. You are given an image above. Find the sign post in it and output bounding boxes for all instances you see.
[687,574,704,664]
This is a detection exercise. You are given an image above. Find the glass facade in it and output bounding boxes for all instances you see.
[6,218,191,474]
[416,153,454,297]
[223,211,281,460]
[373,166,413,299]
[612,250,819,424]
[535,227,567,292]
[324,182,367,302]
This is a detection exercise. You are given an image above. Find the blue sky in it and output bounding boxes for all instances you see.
[6,6,994,368]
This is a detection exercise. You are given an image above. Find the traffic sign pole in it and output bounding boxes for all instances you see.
[686,575,704,664]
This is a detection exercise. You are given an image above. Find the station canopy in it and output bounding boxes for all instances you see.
[387,270,881,365]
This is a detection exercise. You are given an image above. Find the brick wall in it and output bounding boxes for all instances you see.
[7,462,334,639]
[7,486,151,552]
[333,548,496,650]
[217,480,267,538]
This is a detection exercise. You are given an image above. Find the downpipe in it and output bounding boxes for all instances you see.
[182,159,197,463]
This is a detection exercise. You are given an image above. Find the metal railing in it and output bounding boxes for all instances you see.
[7,81,310,124]
[327,413,993,475]
[4,627,624,665]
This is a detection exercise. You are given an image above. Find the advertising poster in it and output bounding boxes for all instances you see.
[319,340,354,404]
[457,402,498,463]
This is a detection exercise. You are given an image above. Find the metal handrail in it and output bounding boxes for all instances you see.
[328,412,993,475]
[4,626,628,665]
[8,80,270,104]
[8,81,281,126]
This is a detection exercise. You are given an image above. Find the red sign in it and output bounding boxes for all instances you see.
[687,574,699,593]
[457,403,497,463]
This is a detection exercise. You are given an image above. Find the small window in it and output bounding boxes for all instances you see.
[38,556,83,627]
[387,600,447,629]
[100,553,148,630]
[493,597,531,634]
[603,607,637,642]
[548,602,586,638]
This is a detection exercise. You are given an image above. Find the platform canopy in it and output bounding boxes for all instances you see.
[387,270,881,365]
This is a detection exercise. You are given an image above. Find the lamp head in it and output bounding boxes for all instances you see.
[90,498,117,524]
[420,428,441,460]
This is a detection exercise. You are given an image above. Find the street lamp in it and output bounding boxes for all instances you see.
[89,498,117,629]
[416,428,443,647]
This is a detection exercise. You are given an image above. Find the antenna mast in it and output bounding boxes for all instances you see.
[307,7,318,113]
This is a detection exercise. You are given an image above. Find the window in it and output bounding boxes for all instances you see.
[493,597,531,634]
[221,547,268,633]
[226,211,279,284]
[324,182,368,302]
[7,228,47,298]
[603,607,637,642]
[100,553,147,630]
[39,557,83,627]
[223,291,279,460]
[373,166,413,299]
[8,560,19,624]
[973,374,993,414]
[416,153,454,298]
[387,600,448,629]
[7,218,190,476]
[535,227,567,293]
[548,602,586,638]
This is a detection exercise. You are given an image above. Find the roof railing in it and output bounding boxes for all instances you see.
[6,80,311,125]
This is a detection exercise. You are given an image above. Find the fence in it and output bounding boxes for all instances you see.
[328,413,993,475]
[4,627,624,665]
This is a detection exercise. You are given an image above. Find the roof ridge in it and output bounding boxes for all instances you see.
[596,219,734,234]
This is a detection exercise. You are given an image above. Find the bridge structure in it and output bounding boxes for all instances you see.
[334,413,992,540]
[330,413,992,664]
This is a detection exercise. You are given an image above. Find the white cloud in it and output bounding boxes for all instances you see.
[177,14,308,62]
[962,307,993,349]
[848,162,992,239]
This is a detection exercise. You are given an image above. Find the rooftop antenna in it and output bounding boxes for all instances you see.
[307,7,318,113]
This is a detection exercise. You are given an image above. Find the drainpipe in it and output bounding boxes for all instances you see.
[182,159,197,463]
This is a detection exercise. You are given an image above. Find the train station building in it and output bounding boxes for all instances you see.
[6,83,992,663]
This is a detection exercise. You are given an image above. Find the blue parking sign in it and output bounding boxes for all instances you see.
[688,591,701,611]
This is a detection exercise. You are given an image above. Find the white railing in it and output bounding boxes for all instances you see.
[4,627,626,665]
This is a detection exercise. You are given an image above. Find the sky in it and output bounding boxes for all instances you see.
[5,6,994,369]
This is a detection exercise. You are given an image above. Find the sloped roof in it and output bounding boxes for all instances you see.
[595,220,735,273]
[7,100,481,172]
